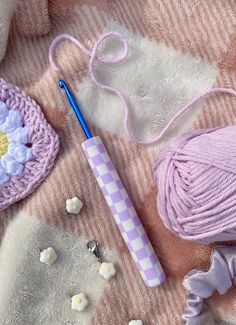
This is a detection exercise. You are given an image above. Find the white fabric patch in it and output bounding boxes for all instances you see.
[75,22,217,151]
[0,211,117,324]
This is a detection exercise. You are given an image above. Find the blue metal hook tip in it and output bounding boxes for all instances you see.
[58,79,93,139]
[58,80,66,88]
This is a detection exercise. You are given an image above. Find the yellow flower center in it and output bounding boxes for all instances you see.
[103,265,110,273]
[76,298,81,304]
[72,203,77,210]
[47,253,52,261]
[0,131,8,157]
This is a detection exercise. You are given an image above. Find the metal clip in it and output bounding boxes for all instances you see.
[87,240,101,262]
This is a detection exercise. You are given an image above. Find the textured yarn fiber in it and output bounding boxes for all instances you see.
[154,125,236,244]
[50,32,236,246]
[0,78,59,210]
[3,1,236,324]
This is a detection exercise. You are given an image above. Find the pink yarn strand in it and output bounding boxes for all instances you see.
[49,33,236,144]
[49,33,236,245]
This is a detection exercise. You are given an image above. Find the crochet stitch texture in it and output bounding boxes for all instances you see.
[0,78,59,210]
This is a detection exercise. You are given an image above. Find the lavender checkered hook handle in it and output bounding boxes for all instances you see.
[82,136,165,287]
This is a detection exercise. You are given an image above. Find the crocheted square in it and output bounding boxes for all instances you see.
[0,78,59,210]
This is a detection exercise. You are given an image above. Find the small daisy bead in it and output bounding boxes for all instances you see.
[71,293,89,312]
[99,262,116,280]
[40,247,57,266]
[66,197,83,214]
[129,321,143,325]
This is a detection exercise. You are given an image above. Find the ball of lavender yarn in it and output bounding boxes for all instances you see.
[154,125,236,244]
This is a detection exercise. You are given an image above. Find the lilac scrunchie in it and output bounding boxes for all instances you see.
[182,246,236,324]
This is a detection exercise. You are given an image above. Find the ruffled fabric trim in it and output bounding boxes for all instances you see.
[182,246,236,324]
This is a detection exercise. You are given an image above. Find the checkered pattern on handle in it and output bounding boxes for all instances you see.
[82,137,165,287]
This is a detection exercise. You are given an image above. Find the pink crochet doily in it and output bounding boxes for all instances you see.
[0,78,60,210]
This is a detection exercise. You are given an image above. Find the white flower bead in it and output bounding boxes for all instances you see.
[40,247,57,266]
[99,262,116,280]
[66,197,83,214]
[71,293,89,312]
[129,321,143,325]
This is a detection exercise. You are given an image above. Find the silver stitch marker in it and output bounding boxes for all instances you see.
[87,240,116,280]
[87,240,101,262]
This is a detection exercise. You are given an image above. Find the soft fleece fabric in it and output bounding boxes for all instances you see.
[1,1,236,324]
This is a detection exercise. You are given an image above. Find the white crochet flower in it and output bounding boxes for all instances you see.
[129,321,143,325]
[40,247,57,266]
[0,101,32,186]
[99,262,116,280]
[66,197,83,214]
[71,293,89,312]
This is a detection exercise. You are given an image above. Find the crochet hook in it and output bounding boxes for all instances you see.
[59,80,165,287]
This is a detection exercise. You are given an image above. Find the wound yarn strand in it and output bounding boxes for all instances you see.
[49,32,236,145]
[154,126,236,243]
[49,33,236,244]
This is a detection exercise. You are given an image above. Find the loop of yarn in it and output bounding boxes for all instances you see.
[154,125,236,244]
[49,32,236,144]
[49,33,236,244]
